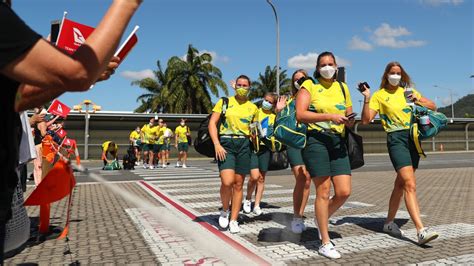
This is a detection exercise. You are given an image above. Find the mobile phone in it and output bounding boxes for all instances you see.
[404,87,414,105]
[50,20,61,45]
[346,113,357,119]
[358,82,370,92]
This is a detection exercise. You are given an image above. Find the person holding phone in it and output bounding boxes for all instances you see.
[243,92,277,216]
[360,61,438,245]
[295,52,354,259]
[208,75,257,234]
[0,0,142,262]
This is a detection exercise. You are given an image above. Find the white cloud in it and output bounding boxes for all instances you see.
[348,36,373,51]
[181,50,230,64]
[120,69,155,80]
[349,23,427,50]
[287,52,351,70]
[420,0,464,6]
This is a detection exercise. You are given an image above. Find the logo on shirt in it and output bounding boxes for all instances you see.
[73,27,86,45]
[385,97,390,102]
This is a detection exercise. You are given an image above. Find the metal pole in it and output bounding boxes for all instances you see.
[84,107,90,160]
[266,0,279,95]
[450,89,454,119]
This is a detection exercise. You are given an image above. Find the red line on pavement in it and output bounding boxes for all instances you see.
[139,180,271,266]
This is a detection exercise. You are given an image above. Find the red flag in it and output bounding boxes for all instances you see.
[116,34,137,64]
[63,138,76,148]
[56,18,95,54]
[56,128,67,139]
[47,99,71,118]
[24,160,76,206]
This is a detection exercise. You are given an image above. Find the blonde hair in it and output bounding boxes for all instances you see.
[291,69,309,94]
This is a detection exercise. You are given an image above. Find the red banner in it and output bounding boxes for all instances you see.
[63,138,76,148]
[56,18,95,54]
[56,128,67,139]
[47,99,71,118]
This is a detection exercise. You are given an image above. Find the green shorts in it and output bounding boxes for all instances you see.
[178,142,189,152]
[287,146,304,168]
[159,144,168,151]
[387,130,420,171]
[143,143,154,152]
[165,143,171,151]
[302,130,351,178]
[153,144,162,153]
[218,137,251,175]
[250,146,271,172]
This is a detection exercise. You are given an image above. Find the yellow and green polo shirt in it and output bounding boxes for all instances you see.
[212,96,258,136]
[175,125,189,143]
[129,130,140,141]
[141,124,158,144]
[301,79,352,134]
[156,126,167,145]
[369,86,422,132]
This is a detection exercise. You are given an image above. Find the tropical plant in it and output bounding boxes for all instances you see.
[133,60,168,113]
[134,45,228,114]
[249,65,291,102]
[166,44,228,113]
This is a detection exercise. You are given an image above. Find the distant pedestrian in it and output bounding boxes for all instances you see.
[174,118,190,168]
[101,141,118,168]
[141,118,158,169]
[359,61,439,245]
[129,126,142,165]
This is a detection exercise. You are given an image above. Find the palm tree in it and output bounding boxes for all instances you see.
[133,60,169,113]
[250,65,291,102]
[166,44,228,113]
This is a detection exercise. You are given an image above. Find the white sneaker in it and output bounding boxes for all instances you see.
[143,163,148,169]
[243,199,252,213]
[253,206,262,216]
[135,161,139,166]
[149,165,154,170]
[383,221,404,238]
[229,220,240,234]
[291,218,304,234]
[218,210,229,229]
[176,162,181,167]
[182,164,187,168]
[318,242,341,259]
[417,227,439,245]
[162,164,167,169]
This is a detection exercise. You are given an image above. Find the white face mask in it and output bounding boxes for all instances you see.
[388,74,401,86]
[319,66,336,79]
[180,122,185,126]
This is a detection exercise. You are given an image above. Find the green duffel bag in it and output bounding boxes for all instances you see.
[273,98,307,149]
[103,159,121,170]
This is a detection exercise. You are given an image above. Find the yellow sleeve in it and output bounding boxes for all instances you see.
[342,83,352,108]
[212,98,223,113]
[369,92,380,113]
[301,79,313,90]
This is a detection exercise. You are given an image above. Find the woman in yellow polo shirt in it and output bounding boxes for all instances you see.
[296,51,354,259]
[360,61,439,245]
[209,74,257,234]
[243,92,277,216]
[129,126,141,166]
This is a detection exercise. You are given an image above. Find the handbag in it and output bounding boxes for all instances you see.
[337,82,364,170]
[345,127,364,170]
[268,150,289,171]
[273,98,307,149]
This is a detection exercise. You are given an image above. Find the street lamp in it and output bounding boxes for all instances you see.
[73,100,101,160]
[433,85,455,119]
[266,0,280,95]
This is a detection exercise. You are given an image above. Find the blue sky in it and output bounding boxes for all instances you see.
[13,0,473,113]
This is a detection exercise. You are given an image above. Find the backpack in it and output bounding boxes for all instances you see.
[122,146,136,170]
[186,126,192,144]
[273,98,307,149]
[194,97,229,157]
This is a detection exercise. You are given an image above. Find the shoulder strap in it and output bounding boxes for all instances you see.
[338,81,346,100]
